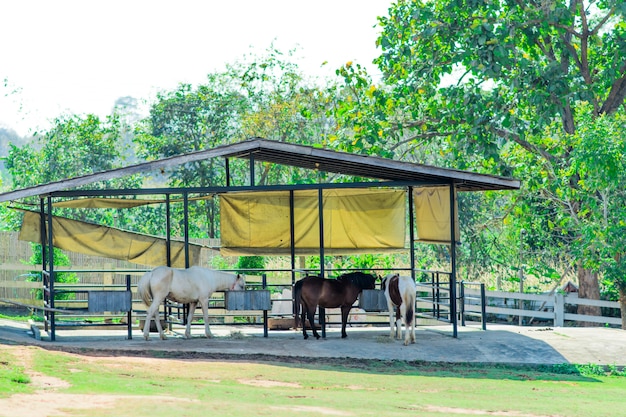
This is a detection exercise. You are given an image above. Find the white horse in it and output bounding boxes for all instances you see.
[382,273,416,346]
[137,266,245,340]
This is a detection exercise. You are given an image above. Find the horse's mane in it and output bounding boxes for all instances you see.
[337,272,376,289]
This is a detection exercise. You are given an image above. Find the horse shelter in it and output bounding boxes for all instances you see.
[0,138,520,341]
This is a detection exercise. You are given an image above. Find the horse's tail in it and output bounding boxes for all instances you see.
[405,280,416,325]
[405,293,415,325]
[137,271,153,306]
[293,279,303,329]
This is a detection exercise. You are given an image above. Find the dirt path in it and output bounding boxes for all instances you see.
[0,344,198,417]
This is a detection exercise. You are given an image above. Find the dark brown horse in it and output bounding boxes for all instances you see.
[294,272,377,339]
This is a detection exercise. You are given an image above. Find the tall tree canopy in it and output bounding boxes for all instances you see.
[332,0,626,326]
[4,114,143,230]
[134,47,336,238]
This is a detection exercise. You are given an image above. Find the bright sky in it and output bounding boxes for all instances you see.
[0,1,392,137]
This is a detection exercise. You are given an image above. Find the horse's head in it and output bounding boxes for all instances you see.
[232,274,246,291]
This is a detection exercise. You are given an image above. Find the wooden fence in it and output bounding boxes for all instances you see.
[462,287,622,327]
[0,231,220,309]
[1,231,621,328]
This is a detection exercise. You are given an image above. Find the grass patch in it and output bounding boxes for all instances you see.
[2,346,625,417]
[229,330,246,339]
[0,312,36,322]
[0,351,32,397]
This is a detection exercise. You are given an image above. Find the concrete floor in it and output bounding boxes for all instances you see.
[1,318,624,366]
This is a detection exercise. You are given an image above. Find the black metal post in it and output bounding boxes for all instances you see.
[183,192,190,326]
[165,194,172,330]
[318,188,326,338]
[289,191,297,325]
[408,186,416,281]
[249,154,255,186]
[39,199,48,333]
[480,283,487,330]
[449,184,458,338]
[225,157,231,187]
[262,274,268,338]
[126,274,132,340]
[165,194,171,267]
[184,192,190,268]
[47,196,55,341]
[459,281,466,326]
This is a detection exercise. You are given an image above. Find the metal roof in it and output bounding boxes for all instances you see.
[223,138,520,191]
[0,138,520,202]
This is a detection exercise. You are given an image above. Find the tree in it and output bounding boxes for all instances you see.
[133,76,247,238]
[4,113,143,228]
[134,46,338,238]
[332,0,626,325]
[234,46,337,186]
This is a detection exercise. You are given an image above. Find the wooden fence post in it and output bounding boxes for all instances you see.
[554,293,564,327]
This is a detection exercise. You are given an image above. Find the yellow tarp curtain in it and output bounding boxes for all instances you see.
[220,189,407,256]
[413,186,460,244]
[53,195,213,209]
[18,210,200,267]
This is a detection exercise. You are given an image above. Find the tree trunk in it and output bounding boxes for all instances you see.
[619,285,626,330]
[576,265,602,327]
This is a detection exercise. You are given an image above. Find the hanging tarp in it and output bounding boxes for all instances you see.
[413,186,460,244]
[220,188,406,256]
[18,210,200,267]
[53,195,213,209]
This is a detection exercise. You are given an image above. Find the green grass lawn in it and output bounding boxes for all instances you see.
[2,345,625,417]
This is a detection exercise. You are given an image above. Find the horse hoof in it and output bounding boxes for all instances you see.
[160,334,168,340]
[315,335,321,340]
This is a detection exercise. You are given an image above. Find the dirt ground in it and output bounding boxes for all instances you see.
[0,343,422,417]
[0,332,399,417]
[0,343,246,417]
[2,317,626,417]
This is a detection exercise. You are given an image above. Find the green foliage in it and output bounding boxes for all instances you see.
[208,254,233,270]
[329,0,626,324]
[6,114,139,190]
[133,46,337,239]
[331,254,395,273]
[26,243,78,300]
[236,256,265,275]
[0,352,31,396]
[4,114,144,232]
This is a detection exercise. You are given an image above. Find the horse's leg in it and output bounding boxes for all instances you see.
[401,303,410,346]
[408,297,416,344]
[154,310,167,340]
[200,299,213,338]
[142,302,155,341]
[184,302,196,339]
[308,306,321,340]
[144,299,166,340]
[301,304,309,340]
[340,306,351,338]
[386,299,395,339]
[394,306,402,340]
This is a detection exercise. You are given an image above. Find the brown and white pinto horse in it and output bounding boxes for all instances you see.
[381,273,416,345]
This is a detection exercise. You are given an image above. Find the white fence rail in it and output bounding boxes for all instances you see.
[463,288,622,327]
